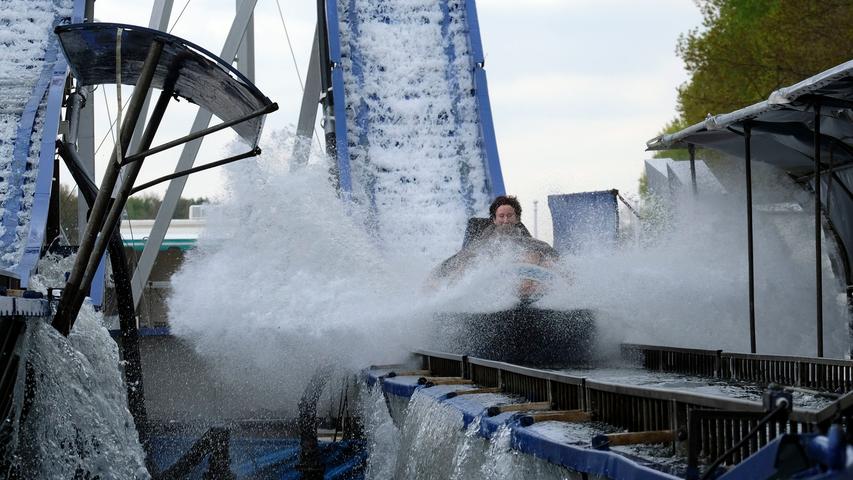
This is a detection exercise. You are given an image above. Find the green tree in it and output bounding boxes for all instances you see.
[59,183,79,243]
[60,183,209,243]
[676,0,853,126]
[124,194,209,219]
[651,117,692,160]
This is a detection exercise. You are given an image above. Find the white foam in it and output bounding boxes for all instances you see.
[7,254,148,478]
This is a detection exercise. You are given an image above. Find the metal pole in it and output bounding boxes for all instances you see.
[53,40,164,336]
[129,0,258,307]
[56,140,151,463]
[236,0,256,82]
[121,0,173,197]
[67,82,174,333]
[130,147,260,195]
[688,143,697,195]
[814,103,824,357]
[126,0,173,155]
[77,0,96,243]
[533,200,538,239]
[65,90,85,145]
[293,26,322,168]
[315,0,338,176]
[120,103,276,164]
[744,123,757,354]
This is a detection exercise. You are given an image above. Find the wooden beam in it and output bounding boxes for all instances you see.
[487,401,552,417]
[598,430,676,447]
[388,370,430,377]
[446,387,503,398]
[418,376,473,386]
[519,410,592,426]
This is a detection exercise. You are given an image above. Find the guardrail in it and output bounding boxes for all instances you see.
[413,349,466,378]
[409,348,853,474]
[622,343,853,393]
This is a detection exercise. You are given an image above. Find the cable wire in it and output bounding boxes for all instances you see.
[274,0,324,151]
[168,0,192,34]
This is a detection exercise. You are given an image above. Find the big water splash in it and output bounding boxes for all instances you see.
[6,255,148,478]
[539,166,850,358]
[360,384,575,479]
[169,131,850,423]
[168,133,484,416]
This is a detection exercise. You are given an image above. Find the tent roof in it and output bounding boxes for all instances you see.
[646,59,853,176]
[646,59,853,288]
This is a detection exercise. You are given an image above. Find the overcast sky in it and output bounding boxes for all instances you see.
[83,0,702,233]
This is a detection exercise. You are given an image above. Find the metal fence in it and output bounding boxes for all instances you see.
[622,343,853,393]
[410,348,853,474]
[414,349,466,378]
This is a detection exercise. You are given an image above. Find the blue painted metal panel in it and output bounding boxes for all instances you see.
[344,0,375,218]
[378,374,422,398]
[325,0,342,63]
[718,429,853,480]
[5,1,84,285]
[2,43,57,278]
[331,67,353,197]
[327,0,504,206]
[325,0,353,198]
[371,369,677,479]
[548,191,619,254]
[464,0,504,197]
[472,68,505,197]
[17,51,66,287]
[109,326,172,337]
[463,0,485,64]
[148,436,365,479]
[513,426,677,480]
[440,0,476,216]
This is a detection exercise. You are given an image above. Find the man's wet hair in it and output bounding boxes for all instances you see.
[489,195,522,220]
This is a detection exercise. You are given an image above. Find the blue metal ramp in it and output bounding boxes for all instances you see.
[0,0,82,286]
[325,0,504,259]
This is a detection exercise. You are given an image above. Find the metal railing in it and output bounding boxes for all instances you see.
[410,348,853,474]
[622,343,853,393]
[414,349,466,378]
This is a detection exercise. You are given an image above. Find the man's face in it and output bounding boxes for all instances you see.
[494,204,519,226]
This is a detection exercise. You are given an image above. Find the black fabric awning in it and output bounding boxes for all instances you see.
[55,22,274,147]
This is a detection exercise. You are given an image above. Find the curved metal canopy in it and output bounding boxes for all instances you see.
[55,22,274,147]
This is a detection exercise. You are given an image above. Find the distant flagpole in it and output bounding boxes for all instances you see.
[533,200,539,238]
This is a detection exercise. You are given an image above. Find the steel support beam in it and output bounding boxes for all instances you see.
[292,25,322,167]
[236,0,255,82]
[53,40,164,336]
[315,0,338,178]
[130,0,258,307]
[744,123,756,354]
[56,139,151,469]
[77,0,96,243]
[814,104,824,358]
[68,69,173,337]
[126,0,174,157]
[688,143,697,195]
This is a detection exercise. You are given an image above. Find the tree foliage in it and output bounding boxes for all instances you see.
[675,0,853,126]
[652,117,692,160]
[124,193,209,220]
[58,184,207,243]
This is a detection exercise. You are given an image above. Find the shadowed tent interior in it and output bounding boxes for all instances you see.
[647,60,853,294]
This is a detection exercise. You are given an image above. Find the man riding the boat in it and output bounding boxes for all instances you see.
[429,195,559,300]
